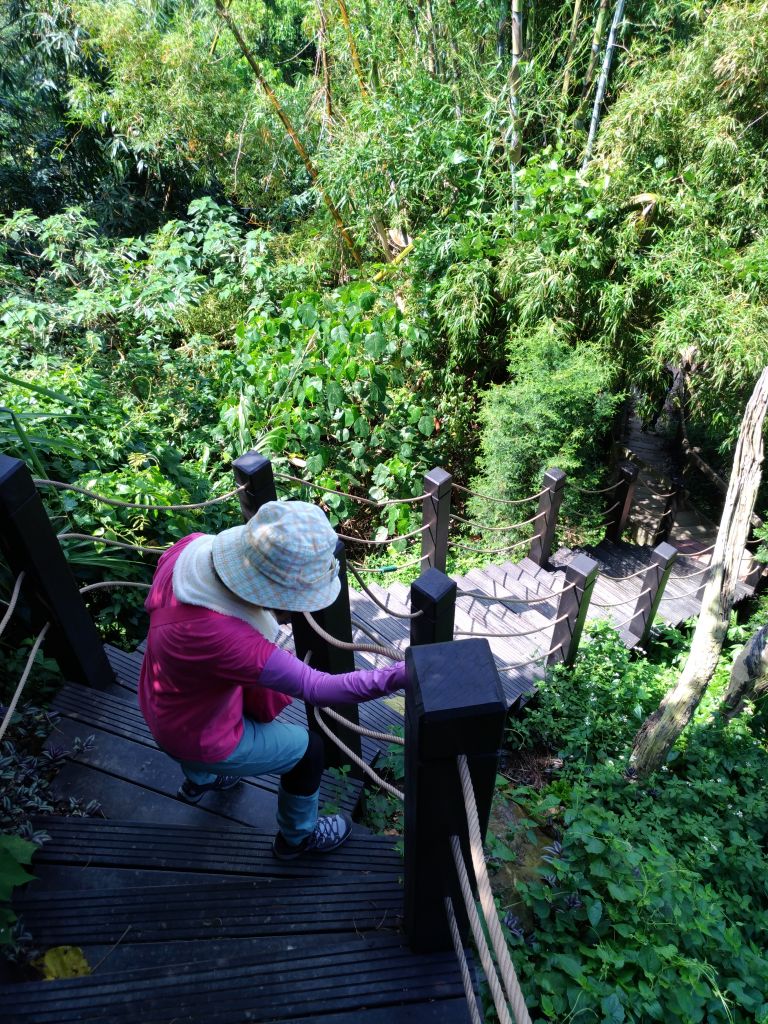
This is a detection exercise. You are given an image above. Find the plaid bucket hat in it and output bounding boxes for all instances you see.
[211,501,341,612]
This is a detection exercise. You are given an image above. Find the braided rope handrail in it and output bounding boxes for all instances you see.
[600,564,651,582]
[336,523,427,546]
[319,704,405,746]
[591,587,652,610]
[347,562,423,618]
[450,534,534,557]
[0,572,26,640]
[449,835,514,1024]
[275,471,424,508]
[613,611,639,630]
[670,562,711,580]
[449,509,547,533]
[59,532,166,555]
[451,483,547,506]
[454,611,569,640]
[444,897,484,1024]
[311,706,404,800]
[569,479,622,495]
[660,582,707,601]
[349,554,425,574]
[80,581,152,595]
[0,622,50,744]
[642,485,678,499]
[34,477,245,511]
[456,581,576,608]
[498,642,564,671]
[601,499,622,518]
[456,755,532,1024]
[303,611,401,661]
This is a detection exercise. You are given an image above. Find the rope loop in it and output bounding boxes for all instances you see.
[347,563,423,618]
[34,478,245,512]
[0,572,26,640]
[303,611,401,661]
[311,707,404,800]
[0,623,51,744]
[451,482,547,506]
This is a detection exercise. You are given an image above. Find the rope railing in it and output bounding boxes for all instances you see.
[347,562,423,618]
[601,499,622,518]
[454,611,569,641]
[591,587,652,610]
[319,703,405,746]
[0,571,26,640]
[643,486,678,500]
[600,564,651,582]
[456,582,576,608]
[670,563,711,580]
[336,523,427,547]
[449,509,547,534]
[660,582,708,601]
[79,581,152,595]
[0,622,50,744]
[303,611,401,661]
[454,754,532,1024]
[444,897,484,1024]
[311,706,404,800]
[275,471,424,508]
[352,616,405,653]
[451,482,548,506]
[569,479,622,495]
[34,477,245,512]
[497,642,564,671]
[59,532,166,555]
[450,534,534,557]
[349,553,425,574]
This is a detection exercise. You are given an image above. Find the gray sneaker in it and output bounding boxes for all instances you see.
[272,812,353,860]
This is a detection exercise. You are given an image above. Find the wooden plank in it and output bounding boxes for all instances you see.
[0,934,466,1024]
[31,817,402,879]
[16,875,404,944]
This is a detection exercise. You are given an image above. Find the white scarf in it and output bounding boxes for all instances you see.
[172,534,280,643]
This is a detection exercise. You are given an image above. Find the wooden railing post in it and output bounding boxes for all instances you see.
[605,461,639,543]
[421,467,452,572]
[548,553,599,667]
[404,638,506,952]
[233,450,277,521]
[529,468,566,568]
[627,542,677,647]
[291,540,362,777]
[409,568,456,647]
[652,473,684,546]
[0,455,116,690]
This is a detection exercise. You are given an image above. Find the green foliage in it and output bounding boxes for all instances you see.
[469,333,622,533]
[501,624,768,1023]
[0,835,36,946]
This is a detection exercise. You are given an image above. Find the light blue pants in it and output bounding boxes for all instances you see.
[178,718,319,844]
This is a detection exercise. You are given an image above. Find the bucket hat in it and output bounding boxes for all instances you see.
[211,501,340,612]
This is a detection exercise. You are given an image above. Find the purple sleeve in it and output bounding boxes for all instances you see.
[260,647,408,705]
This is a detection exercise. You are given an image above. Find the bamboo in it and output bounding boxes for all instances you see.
[507,0,523,167]
[215,0,362,266]
[337,0,369,99]
[316,1,334,132]
[561,0,583,99]
[581,0,625,170]
[576,0,609,121]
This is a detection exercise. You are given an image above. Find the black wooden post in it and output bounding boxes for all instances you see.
[421,467,452,573]
[409,568,456,647]
[653,473,684,546]
[291,540,362,777]
[548,553,599,667]
[233,450,277,521]
[404,638,507,952]
[529,468,566,568]
[605,461,639,543]
[0,455,115,690]
[627,542,677,647]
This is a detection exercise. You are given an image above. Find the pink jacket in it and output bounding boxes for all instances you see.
[139,535,406,762]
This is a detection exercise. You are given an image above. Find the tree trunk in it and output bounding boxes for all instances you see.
[561,0,583,99]
[630,366,768,776]
[215,0,362,267]
[722,623,768,720]
[581,0,625,171]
